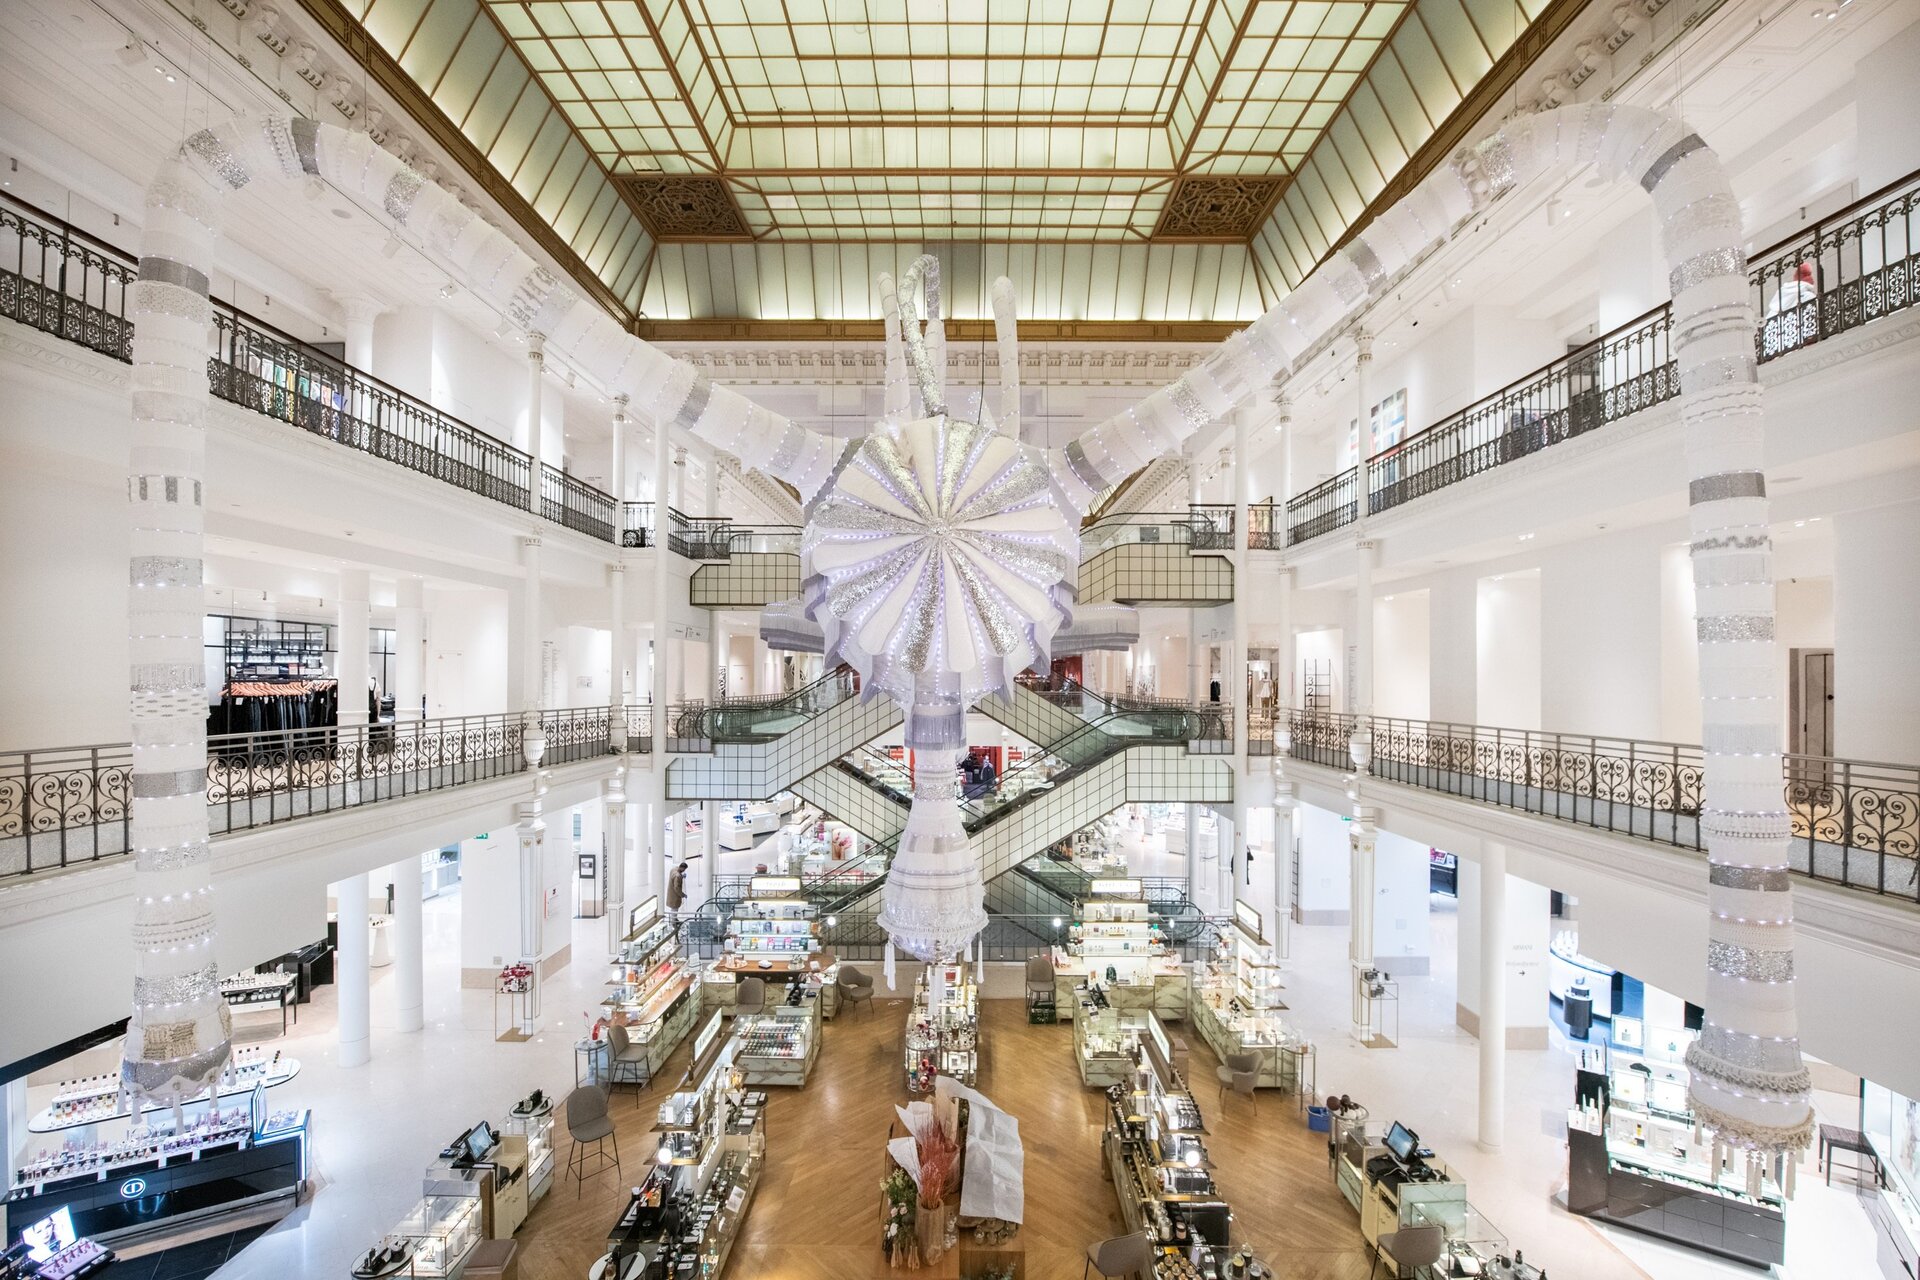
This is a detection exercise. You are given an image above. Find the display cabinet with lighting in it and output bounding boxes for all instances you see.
[904,963,979,1093]
[1051,878,1187,1024]
[1189,901,1304,1091]
[734,999,821,1087]
[604,897,701,1073]
[1565,1042,1786,1266]
[386,1194,481,1277]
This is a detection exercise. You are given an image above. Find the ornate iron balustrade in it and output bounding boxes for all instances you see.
[1,194,626,541]
[1280,167,1920,546]
[668,510,733,560]
[1283,711,1919,901]
[0,707,634,878]
[621,502,656,547]
[1187,504,1235,551]
[1248,706,1276,756]
[1366,306,1676,518]
[619,704,655,752]
[1284,470,1358,546]
[541,464,615,541]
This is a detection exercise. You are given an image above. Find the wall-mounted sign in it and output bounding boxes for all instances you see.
[119,1177,147,1199]
[693,1011,725,1064]
[750,875,802,897]
[1233,900,1264,942]
[1090,877,1142,897]
[630,895,660,930]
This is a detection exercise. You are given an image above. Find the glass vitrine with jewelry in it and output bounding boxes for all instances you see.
[1077,1003,1150,1087]
[502,1097,556,1206]
[734,1002,820,1086]
[904,963,979,1092]
[389,1194,480,1277]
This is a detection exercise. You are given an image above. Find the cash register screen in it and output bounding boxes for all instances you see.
[1384,1121,1417,1163]
[21,1207,76,1262]
[465,1121,497,1163]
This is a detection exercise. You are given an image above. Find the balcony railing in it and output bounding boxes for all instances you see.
[0,705,643,879]
[1284,711,1919,903]
[1284,167,1920,547]
[1,194,624,542]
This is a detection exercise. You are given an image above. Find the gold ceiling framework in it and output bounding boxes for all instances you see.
[316,0,1570,326]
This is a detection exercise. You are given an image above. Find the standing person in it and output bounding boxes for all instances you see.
[666,860,689,922]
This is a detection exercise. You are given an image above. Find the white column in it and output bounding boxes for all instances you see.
[1187,448,1205,704]
[701,800,719,904]
[517,798,545,1030]
[1184,803,1199,905]
[394,576,425,724]
[1218,810,1236,911]
[611,394,630,506]
[1354,540,1376,714]
[1348,810,1377,1041]
[336,295,382,371]
[1478,841,1509,1152]
[336,872,371,1066]
[651,417,671,760]
[609,562,627,745]
[389,855,424,1033]
[521,536,544,713]
[1351,328,1375,717]
[1232,412,1250,745]
[524,333,546,467]
[1271,783,1295,959]
[605,773,629,955]
[1,1079,28,1187]
[336,568,371,727]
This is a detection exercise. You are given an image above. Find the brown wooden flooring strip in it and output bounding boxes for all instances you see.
[514,999,1377,1279]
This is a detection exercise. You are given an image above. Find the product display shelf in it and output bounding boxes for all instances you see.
[29,1054,301,1134]
[599,1019,766,1280]
[1102,1015,1250,1274]
[1051,950,1189,1025]
[733,999,821,1087]
[1225,905,1283,1013]
[1565,1046,1785,1266]
[503,1098,556,1209]
[903,964,979,1094]
[5,1109,311,1246]
[1189,976,1302,1093]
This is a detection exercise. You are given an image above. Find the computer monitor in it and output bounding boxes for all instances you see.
[464,1121,497,1163]
[20,1207,76,1263]
[1384,1121,1418,1164]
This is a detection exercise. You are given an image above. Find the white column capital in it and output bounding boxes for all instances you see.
[1353,327,1374,362]
[522,534,543,552]
[331,292,386,327]
[527,332,546,363]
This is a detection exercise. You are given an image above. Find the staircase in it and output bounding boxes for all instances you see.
[665,670,903,801]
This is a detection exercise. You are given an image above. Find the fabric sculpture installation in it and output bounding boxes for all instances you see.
[131,103,1810,1170]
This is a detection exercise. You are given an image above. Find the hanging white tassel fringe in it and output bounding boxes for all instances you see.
[885,939,897,990]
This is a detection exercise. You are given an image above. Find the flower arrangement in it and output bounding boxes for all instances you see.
[881,1167,919,1269]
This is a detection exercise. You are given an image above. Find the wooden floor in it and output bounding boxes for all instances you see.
[517,999,1376,1280]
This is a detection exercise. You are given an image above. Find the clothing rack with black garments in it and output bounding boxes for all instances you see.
[208,678,340,757]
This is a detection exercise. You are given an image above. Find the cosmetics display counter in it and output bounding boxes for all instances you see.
[218,971,299,1034]
[734,998,820,1087]
[1,1206,113,1280]
[594,1016,765,1280]
[1565,1045,1785,1266]
[905,964,979,1093]
[606,901,701,1074]
[1104,1014,1264,1276]
[1076,1001,1150,1088]
[1190,904,1303,1092]
[28,1050,299,1134]
[501,1094,556,1211]
[5,1105,310,1246]
[1050,879,1187,1023]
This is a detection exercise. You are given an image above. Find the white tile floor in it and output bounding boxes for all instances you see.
[19,873,1887,1278]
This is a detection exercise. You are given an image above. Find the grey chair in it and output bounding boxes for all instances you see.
[1084,1231,1155,1279]
[1025,955,1053,999]
[835,965,875,1017]
[563,1084,619,1196]
[735,975,768,1017]
[604,1022,651,1103]
[1216,1050,1261,1108]
[1372,1223,1445,1278]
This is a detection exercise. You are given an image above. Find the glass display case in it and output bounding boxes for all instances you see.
[502,1104,555,1206]
[390,1194,480,1277]
[735,1003,820,1086]
[904,964,979,1093]
[726,877,819,967]
[1077,1004,1150,1087]
[1067,879,1166,987]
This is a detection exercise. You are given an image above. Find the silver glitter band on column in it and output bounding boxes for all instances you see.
[383,169,425,223]
[1064,440,1110,493]
[1689,472,1767,504]
[1687,355,1759,390]
[1670,247,1747,295]
[184,130,250,190]
[137,257,211,296]
[290,119,321,175]
[1640,133,1709,191]
[134,965,222,1009]
[1166,380,1210,432]
[131,662,205,694]
[130,557,203,589]
[1702,723,1786,756]
[1709,865,1792,892]
[1697,614,1774,643]
[132,769,210,800]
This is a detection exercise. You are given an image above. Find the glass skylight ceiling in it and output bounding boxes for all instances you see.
[343,0,1555,318]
